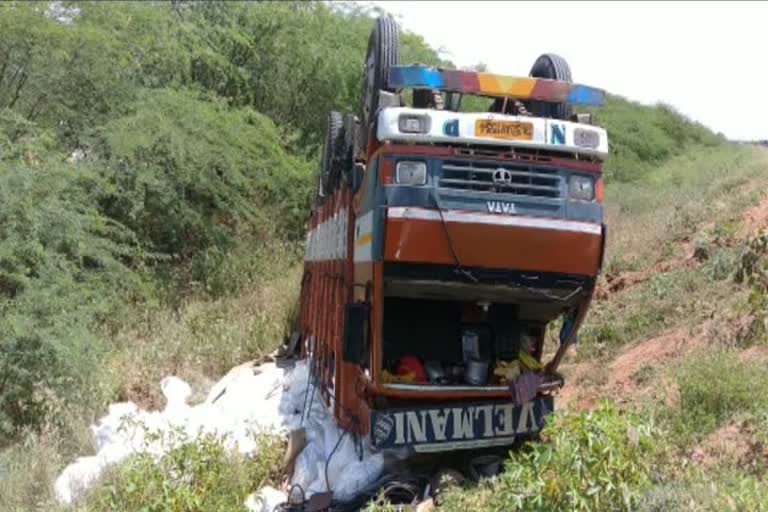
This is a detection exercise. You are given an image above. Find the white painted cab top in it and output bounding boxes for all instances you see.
[376,107,609,160]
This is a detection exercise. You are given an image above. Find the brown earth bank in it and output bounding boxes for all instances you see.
[567,192,768,413]
[739,191,768,238]
[556,326,702,412]
[691,420,768,470]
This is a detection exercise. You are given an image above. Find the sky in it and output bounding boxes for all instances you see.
[363,1,767,141]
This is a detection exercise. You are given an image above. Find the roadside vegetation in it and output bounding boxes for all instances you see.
[1,1,766,511]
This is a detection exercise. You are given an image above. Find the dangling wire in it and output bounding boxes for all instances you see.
[433,192,479,283]
[325,430,348,494]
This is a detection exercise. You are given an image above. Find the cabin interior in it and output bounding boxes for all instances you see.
[381,296,549,388]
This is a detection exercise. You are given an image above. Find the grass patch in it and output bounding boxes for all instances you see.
[672,352,768,438]
[0,427,75,512]
[81,430,284,512]
[581,265,737,354]
[438,403,657,512]
[110,258,301,408]
[640,468,768,512]
[604,145,768,270]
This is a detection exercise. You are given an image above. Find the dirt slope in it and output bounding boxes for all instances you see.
[559,187,768,413]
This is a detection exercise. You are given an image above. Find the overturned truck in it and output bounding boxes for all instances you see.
[294,16,608,454]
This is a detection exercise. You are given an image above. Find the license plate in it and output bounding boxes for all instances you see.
[370,396,553,452]
[475,119,534,141]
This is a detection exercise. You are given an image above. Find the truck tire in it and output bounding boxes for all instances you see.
[359,16,400,153]
[527,53,572,120]
[321,111,344,195]
[339,113,358,189]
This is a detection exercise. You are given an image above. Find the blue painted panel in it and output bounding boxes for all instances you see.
[388,65,444,89]
[566,85,605,107]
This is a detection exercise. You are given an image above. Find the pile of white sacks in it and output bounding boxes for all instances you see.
[54,360,385,511]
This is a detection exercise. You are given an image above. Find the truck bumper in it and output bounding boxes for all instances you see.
[383,207,603,276]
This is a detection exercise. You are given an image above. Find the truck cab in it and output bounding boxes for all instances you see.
[297,16,608,454]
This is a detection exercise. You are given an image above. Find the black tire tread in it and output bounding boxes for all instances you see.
[320,111,343,197]
[527,53,572,120]
[359,16,400,152]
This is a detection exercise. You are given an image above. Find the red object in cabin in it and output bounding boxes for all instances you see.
[396,356,427,383]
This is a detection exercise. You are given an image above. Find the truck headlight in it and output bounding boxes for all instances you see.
[569,175,594,201]
[398,114,431,134]
[395,161,427,185]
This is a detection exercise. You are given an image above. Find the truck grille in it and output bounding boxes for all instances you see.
[440,160,562,198]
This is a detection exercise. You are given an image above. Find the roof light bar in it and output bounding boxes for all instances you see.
[387,65,605,107]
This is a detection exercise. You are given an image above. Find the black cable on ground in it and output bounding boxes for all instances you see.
[271,484,306,512]
[302,376,317,427]
[300,349,314,425]
[329,473,431,512]
[324,430,348,494]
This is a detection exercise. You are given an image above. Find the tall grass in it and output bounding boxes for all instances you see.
[110,254,302,407]
[605,145,768,271]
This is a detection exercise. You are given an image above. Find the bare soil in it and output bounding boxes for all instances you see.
[557,326,702,412]
[691,421,768,470]
[739,192,768,238]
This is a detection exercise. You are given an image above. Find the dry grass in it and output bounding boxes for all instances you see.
[110,263,302,409]
[572,145,768,356]
[604,145,768,273]
[0,418,93,512]
[0,260,302,510]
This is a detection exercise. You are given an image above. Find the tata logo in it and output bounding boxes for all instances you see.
[487,201,516,214]
[443,119,460,137]
[492,168,512,185]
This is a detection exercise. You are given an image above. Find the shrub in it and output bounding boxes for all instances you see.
[91,88,313,258]
[84,430,284,512]
[440,403,657,512]
[0,160,146,443]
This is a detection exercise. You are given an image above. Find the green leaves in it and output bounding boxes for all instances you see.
[0,159,145,441]
[439,403,657,512]
[84,431,284,512]
[0,0,446,444]
[578,95,724,183]
[92,88,313,256]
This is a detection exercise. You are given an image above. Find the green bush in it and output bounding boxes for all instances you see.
[579,95,724,182]
[440,403,657,512]
[0,160,146,442]
[92,88,313,257]
[83,429,284,512]
[735,232,768,341]
[674,352,768,437]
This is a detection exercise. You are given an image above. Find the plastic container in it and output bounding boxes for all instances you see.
[464,358,489,385]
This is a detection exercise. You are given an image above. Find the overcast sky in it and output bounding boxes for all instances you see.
[364,1,766,141]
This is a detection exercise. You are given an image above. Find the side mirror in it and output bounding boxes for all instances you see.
[342,303,369,364]
[352,163,365,194]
